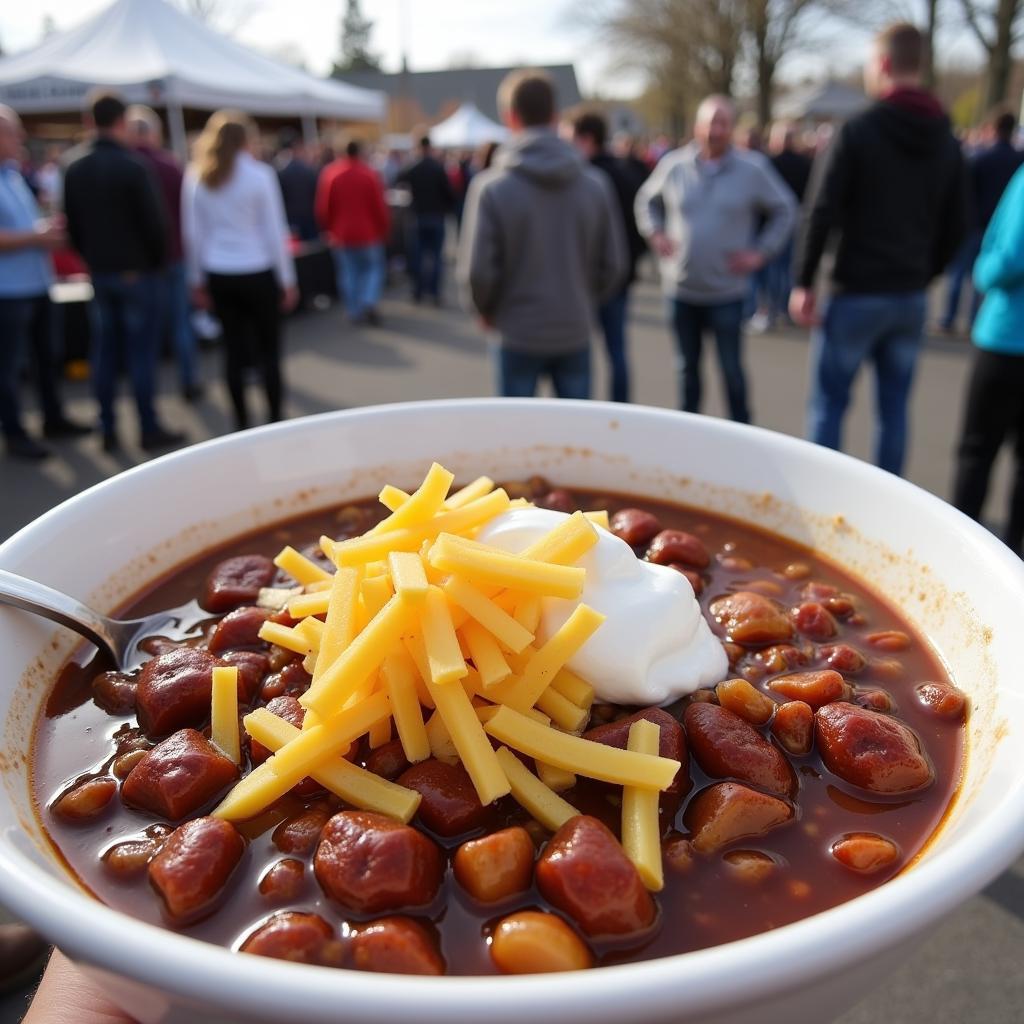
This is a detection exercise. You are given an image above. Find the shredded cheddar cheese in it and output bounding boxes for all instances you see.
[210,666,240,763]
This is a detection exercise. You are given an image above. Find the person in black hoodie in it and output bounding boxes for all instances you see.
[791,22,967,476]
[397,136,454,305]
[571,110,646,402]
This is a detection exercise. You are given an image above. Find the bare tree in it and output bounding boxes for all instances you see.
[958,0,1024,106]
[179,0,262,33]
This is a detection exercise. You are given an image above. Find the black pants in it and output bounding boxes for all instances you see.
[0,295,66,439]
[952,347,1024,553]
[207,270,283,429]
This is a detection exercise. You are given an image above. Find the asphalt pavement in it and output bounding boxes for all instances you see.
[1,273,1021,1022]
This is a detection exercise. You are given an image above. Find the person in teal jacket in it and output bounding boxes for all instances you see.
[952,163,1024,553]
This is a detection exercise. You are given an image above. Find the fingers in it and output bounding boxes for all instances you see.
[22,950,136,1024]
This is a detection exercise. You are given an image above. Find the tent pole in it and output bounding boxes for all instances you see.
[167,100,188,162]
[301,114,318,148]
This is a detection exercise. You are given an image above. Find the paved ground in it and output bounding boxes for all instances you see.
[1,272,1022,1021]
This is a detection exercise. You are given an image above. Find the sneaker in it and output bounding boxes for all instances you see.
[6,435,50,460]
[43,416,92,439]
[182,383,205,403]
[748,312,774,334]
[140,427,186,452]
[365,308,382,327]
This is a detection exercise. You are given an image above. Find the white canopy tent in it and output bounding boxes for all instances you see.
[0,0,386,158]
[430,103,508,149]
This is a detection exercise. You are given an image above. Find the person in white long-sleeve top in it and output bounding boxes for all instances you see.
[182,110,298,430]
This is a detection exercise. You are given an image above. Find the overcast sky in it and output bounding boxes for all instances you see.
[0,0,983,97]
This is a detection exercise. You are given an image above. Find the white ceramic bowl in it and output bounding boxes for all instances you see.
[2,399,1024,1024]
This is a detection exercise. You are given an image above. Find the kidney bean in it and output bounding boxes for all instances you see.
[149,817,244,922]
[668,564,705,596]
[718,554,754,573]
[709,591,793,646]
[350,917,445,976]
[745,579,784,596]
[103,838,157,878]
[216,650,270,704]
[397,759,491,837]
[856,689,895,713]
[770,700,814,756]
[646,529,710,569]
[689,689,718,704]
[203,554,276,613]
[818,643,866,674]
[122,728,238,820]
[800,581,838,601]
[273,804,332,854]
[314,810,443,913]
[114,728,152,755]
[490,911,593,973]
[53,777,117,821]
[365,739,411,781]
[208,606,271,653]
[816,702,934,794]
[539,489,577,514]
[663,835,696,875]
[781,562,811,580]
[536,816,655,938]
[250,696,306,765]
[259,858,305,901]
[915,681,968,720]
[135,647,223,738]
[685,782,794,853]
[767,670,846,709]
[609,508,662,547]
[91,671,138,715]
[715,678,775,726]
[866,630,911,652]
[684,703,795,797]
[259,662,312,705]
[823,596,856,619]
[791,602,837,640]
[241,912,334,965]
[454,826,534,903]
[723,849,777,883]
[584,707,689,798]
[112,748,149,779]
[831,833,900,873]
[721,641,744,667]
[758,644,809,673]
[741,662,768,684]
[266,645,299,674]
[871,658,906,683]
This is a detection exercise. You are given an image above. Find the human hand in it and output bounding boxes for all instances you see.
[190,285,211,311]
[23,949,135,1024]
[280,285,300,313]
[650,231,675,259]
[789,287,819,327]
[34,220,66,250]
[726,249,765,275]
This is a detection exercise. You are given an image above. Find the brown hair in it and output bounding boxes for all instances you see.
[877,22,925,76]
[88,89,126,130]
[498,69,556,128]
[194,110,254,189]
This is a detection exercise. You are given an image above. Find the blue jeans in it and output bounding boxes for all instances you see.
[669,298,749,422]
[941,230,983,329]
[808,291,927,476]
[90,271,162,435]
[495,347,591,399]
[160,261,198,393]
[408,215,445,300]
[764,236,794,321]
[597,288,630,403]
[333,244,385,319]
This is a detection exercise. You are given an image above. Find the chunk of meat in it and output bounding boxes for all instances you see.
[767,670,847,709]
[349,917,445,976]
[272,804,332,855]
[365,739,412,781]
[684,702,795,797]
[816,702,934,794]
[259,661,312,702]
[709,591,794,645]
[454,826,535,903]
[148,817,244,922]
[202,554,276,613]
[241,912,333,965]
[645,529,710,569]
[314,810,443,913]
[258,858,305,901]
[535,815,655,938]
[685,782,793,853]
[122,728,238,820]
[135,647,223,738]
[208,606,271,653]
[249,695,306,765]
[216,649,270,703]
[396,759,491,837]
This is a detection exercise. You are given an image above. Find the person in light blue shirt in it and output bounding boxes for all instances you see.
[952,163,1024,553]
[0,104,88,459]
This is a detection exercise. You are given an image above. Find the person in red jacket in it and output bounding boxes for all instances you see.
[316,139,390,326]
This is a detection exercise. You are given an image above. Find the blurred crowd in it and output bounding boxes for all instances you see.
[2,20,1024,556]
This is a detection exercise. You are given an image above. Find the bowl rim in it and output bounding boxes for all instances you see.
[3,397,1024,1021]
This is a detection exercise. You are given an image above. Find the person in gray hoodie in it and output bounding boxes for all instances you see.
[457,70,627,399]
[635,95,795,422]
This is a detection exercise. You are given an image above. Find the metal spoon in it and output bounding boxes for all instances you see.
[0,569,206,670]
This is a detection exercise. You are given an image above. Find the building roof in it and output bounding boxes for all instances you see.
[336,64,581,123]
[774,79,867,122]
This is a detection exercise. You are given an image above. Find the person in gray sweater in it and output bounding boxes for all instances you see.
[457,70,627,399]
[635,95,795,422]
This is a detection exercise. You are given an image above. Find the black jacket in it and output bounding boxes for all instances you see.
[64,137,167,274]
[277,156,320,241]
[795,93,968,292]
[398,155,454,217]
[771,148,812,203]
[591,151,647,283]
[971,140,1024,231]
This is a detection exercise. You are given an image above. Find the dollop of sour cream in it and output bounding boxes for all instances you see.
[476,507,728,705]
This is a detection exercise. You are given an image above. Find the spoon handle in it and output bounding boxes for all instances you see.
[0,569,117,661]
